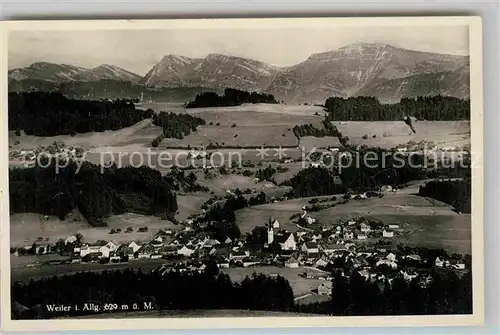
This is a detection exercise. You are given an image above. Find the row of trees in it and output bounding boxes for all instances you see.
[418,179,472,213]
[152,111,206,140]
[186,88,278,108]
[9,160,178,226]
[11,265,472,319]
[297,269,472,315]
[11,269,294,319]
[324,95,470,121]
[8,92,154,136]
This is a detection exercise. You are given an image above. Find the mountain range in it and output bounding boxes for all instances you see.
[8,43,470,103]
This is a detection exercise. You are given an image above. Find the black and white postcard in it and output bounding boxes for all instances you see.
[0,17,484,331]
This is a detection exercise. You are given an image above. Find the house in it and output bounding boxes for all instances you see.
[320,243,346,254]
[242,257,259,267]
[64,235,77,245]
[105,241,119,252]
[128,241,141,253]
[357,234,368,240]
[230,251,247,262]
[203,239,220,248]
[388,224,400,229]
[269,217,280,229]
[311,234,322,243]
[404,254,422,262]
[360,223,371,233]
[216,257,230,268]
[80,245,103,258]
[116,245,134,259]
[301,243,319,254]
[306,216,316,225]
[435,256,447,268]
[138,245,155,259]
[224,237,233,244]
[315,256,329,268]
[284,257,299,268]
[358,269,370,280]
[401,270,418,281]
[275,233,297,251]
[344,231,354,240]
[376,258,398,269]
[382,230,394,238]
[386,252,397,262]
[177,245,196,257]
[109,252,121,263]
[450,259,466,270]
[150,253,162,260]
[35,244,50,255]
[347,219,356,226]
[159,245,179,256]
[317,281,333,296]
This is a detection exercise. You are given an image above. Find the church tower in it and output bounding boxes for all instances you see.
[267,225,274,244]
[267,216,274,244]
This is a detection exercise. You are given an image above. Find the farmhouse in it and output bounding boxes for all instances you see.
[230,251,247,262]
[315,256,329,268]
[344,231,354,240]
[388,224,400,229]
[269,217,280,229]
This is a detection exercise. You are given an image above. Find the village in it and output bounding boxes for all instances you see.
[11,205,469,300]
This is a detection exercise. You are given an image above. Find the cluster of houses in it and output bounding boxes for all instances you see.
[13,212,467,294]
[9,141,84,168]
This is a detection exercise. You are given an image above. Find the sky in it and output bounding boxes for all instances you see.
[9,25,469,76]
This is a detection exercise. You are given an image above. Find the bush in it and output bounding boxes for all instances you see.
[362,134,368,140]
[231,123,237,128]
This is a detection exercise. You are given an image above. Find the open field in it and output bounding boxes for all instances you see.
[222,266,326,297]
[235,192,471,254]
[335,120,470,149]
[10,259,168,283]
[10,212,179,247]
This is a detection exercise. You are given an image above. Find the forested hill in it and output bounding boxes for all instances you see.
[186,88,278,108]
[9,161,178,226]
[8,92,154,136]
[324,95,470,121]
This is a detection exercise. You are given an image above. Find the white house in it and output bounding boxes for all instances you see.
[128,241,141,253]
[177,245,196,257]
[382,230,394,238]
[315,257,329,267]
[386,253,397,262]
[357,234,368,240]
[271,219,280,229]
[276,233,297,251]
[388,224,400,229]
[224,237,233,244]
[347,219,356,226]
[105,241,119,252]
